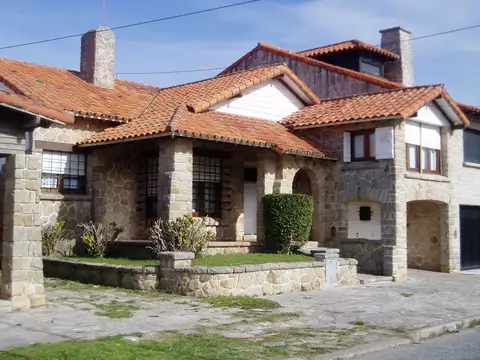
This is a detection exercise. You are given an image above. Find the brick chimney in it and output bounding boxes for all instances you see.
[80,26,115,89]
[379,27,414,86]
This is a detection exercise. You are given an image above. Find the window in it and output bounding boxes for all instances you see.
[359,58,383,76]
[193,155,222,217]
[41,151,86,193]
[405,121,442,174]
[145,155,158,223]
[464,129,480,164]
[351,130,375,161]
[359,206,372,221]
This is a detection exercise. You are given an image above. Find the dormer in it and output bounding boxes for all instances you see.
[296,40,400,77]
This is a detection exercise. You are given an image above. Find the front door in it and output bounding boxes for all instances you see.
[243,167,258,235]
[460,205,480,269]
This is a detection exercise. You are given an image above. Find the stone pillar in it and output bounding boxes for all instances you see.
[1,153,45,309]
[313,248,340,289]
[274,156,298,194]
[256,151,277,242]
[157,251,194,292]
[440,203,461,272]
[158,139,193,221]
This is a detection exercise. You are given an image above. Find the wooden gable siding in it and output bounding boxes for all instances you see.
[227,49,385,100]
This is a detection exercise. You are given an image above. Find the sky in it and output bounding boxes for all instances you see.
[0,0,479,105]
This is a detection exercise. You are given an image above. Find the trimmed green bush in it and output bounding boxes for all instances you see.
[263,193,313,254]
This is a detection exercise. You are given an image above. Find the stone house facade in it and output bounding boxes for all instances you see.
[0,24,479,309]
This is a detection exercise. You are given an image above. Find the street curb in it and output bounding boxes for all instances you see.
[313,338,411,360]
[408,316,480,343]
[313,316,480,360]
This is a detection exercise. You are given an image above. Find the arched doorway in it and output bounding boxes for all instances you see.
[292,169,312,195]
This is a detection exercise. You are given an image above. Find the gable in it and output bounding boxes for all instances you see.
[209,79,305,121]
[409,103,450,127]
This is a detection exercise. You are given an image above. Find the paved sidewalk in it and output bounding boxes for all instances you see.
[0,270,479,351]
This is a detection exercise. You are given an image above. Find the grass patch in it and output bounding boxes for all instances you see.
[193,253,313,267]
[469,319,480,328]
[67,256,158,267]
[233,310,300,323]
[94,300,140,319]
[0,333,313,360]
[400,292,414,298]
[203,296,281,310]
[349,320,365,326]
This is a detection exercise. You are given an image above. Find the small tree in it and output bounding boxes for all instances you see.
[41,221,67,256]
[80,221,123,258]
[263,194,313,254]
[148,215,213,256]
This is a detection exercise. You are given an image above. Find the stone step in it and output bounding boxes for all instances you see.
[358,274,394,285]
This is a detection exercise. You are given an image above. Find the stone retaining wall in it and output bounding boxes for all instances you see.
[43,249,358,297]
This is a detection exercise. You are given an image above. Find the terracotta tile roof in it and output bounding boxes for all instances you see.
[79,64,332,158]
[220,43,403,90]
[0,89,74,124]
[0,57,160,122]
[297,40,400,60]
[458,102,480,115]
[282,85,469,128]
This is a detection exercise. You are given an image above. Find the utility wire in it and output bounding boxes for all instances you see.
[116,23,480,76]
[0,0,261,51]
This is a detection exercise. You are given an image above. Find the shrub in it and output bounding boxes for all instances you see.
[41,221,67,256]
[148,215,213,256]
[263,194,313,254]
[80,221,123,258]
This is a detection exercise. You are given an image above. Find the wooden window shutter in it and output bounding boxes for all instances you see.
[343,132,351,162]
[375,126,394,159]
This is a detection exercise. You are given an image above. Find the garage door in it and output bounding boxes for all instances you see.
[460,205,480,270]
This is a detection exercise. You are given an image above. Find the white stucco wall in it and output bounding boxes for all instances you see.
[209,79,304,121]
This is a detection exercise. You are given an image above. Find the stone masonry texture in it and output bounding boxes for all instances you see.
[80,26,116,89]
[1,153,45,309]
[380,27,414,86]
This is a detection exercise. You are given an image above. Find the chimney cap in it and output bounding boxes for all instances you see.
[379,26,412,35]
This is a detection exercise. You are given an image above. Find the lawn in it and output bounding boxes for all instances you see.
[67,253,313,267]
[0,332,325,360]
[68,257,158,267]
[192,253,313,266]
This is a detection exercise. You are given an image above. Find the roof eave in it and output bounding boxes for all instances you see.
[288,115,402,130]
[0,102,73,125]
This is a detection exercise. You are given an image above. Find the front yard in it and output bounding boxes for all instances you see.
[68,253,314,267]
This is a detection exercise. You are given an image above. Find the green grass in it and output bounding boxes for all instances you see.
[94,300,140,319]
[202,296,281,310]
[400,292,414,298]
[0,333,307,360]
[68,256,158,267]
[192,253,313,267]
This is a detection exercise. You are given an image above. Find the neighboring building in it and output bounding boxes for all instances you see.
[0,25,478,308]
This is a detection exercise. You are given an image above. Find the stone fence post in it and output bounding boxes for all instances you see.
[313,248,340,289]
[157,252,194,292]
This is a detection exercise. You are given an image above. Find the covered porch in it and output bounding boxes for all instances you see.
[87,137,332,255]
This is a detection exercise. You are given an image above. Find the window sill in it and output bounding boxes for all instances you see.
[404,172,450,183]
[342,161,385,171]
[40,193,91,201]
[463,161,480,169]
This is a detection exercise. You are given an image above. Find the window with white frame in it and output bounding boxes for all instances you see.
[405,121,441,174]
[41,151,86,193]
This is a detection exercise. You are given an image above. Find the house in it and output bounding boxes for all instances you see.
[0,25,478,309]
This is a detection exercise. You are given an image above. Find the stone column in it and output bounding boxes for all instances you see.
[1,153,45,309]
[157,251,194,293]
[313,248,340,289]
[158,139,193,221]
[440,203,461,272]
[274,155,298,194]
[256,151,277,242]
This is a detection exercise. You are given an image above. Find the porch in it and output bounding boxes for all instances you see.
[88,137,331,253]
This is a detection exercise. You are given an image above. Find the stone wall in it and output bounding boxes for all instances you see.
[43,251,358,297]
[339,241,384,275]
[407,201,442,271]
[43,257,157,291]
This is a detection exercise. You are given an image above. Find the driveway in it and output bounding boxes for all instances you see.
[1,270,479,350]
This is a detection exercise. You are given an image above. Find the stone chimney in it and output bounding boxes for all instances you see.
[80,26,115,89]
[379,26,414,86]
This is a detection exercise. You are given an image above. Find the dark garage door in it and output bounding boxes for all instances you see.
[460,205,480,270]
